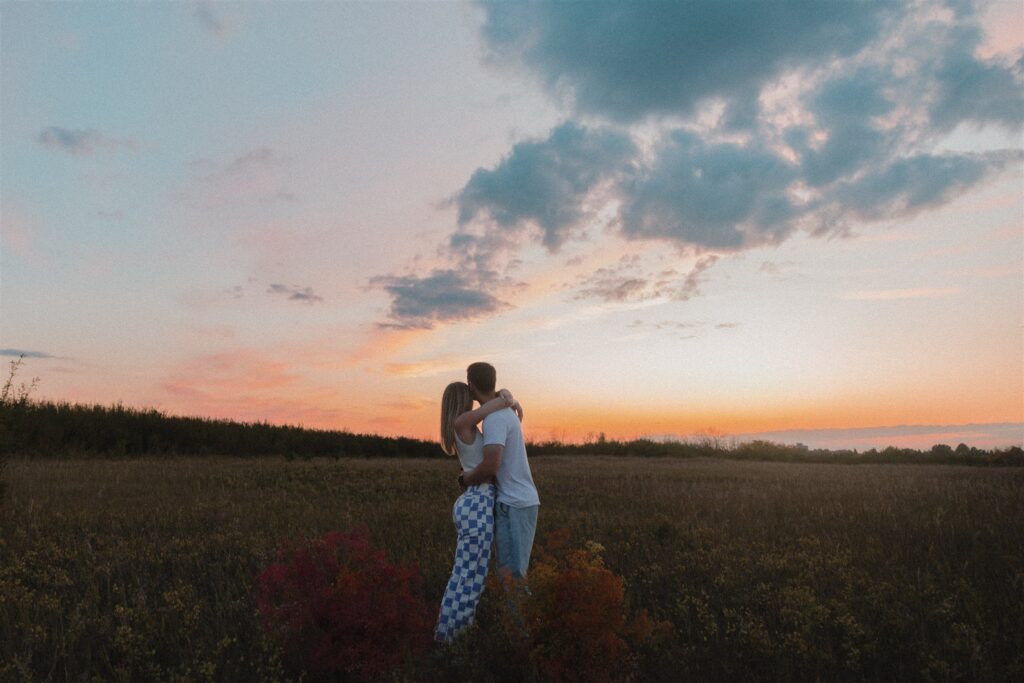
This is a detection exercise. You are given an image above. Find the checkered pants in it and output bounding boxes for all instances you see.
[434,482,496,643]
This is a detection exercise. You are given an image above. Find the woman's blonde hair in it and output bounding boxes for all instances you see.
[440,381,472,456]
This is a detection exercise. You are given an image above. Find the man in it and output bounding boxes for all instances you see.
[458,361,540,579]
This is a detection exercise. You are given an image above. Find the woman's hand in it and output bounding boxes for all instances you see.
[498,389,523,421]
[455,388,520,432]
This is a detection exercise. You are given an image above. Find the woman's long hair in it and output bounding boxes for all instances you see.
[440,381,472,456]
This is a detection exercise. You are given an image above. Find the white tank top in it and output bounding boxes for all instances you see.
[454,429,485,472]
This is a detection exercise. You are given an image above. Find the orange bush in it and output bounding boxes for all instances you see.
[489,528,669,682]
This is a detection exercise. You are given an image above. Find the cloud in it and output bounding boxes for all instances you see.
[575,272,650,303]
[383,357,467,378]
[791,66,896,188]
[370,269,506,329]
[37,127,138,155]
[375,0,1022,328]
[760,260,801,279]
[574,253,719,303]
[193,1,231,38]
[674,255,719,301]
[825,150,1015,222]
[223,146,283,174]
[157,348,362,429]
[374,120,631,326]
[926,22,1024,132]
[619,131,801,249]
[266,283,324,304]
[476,0,899,124]
[451,120,636,252]
[0,348,55,359]
[178,147,297,208]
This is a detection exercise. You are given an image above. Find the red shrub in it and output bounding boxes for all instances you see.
[254,527,432,681]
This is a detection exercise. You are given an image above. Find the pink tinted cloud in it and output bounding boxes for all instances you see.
[155,342,435,433]
[158,347,357,427]
[384,355,467,378]
[162,349,299,398]
[976,0,1024,60]
[174,147,296,211]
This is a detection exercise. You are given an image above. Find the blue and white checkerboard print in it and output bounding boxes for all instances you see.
[434,483,496,643]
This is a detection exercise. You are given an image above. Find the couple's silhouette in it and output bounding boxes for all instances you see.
[434,361,540,643]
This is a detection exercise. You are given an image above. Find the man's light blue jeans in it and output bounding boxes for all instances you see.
[494,502,539,579]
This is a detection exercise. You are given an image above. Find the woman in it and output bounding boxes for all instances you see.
[433,381,522,643]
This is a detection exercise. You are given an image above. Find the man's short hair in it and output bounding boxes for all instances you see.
[467,362,496,394]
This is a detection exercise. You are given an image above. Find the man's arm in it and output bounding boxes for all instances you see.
[462,444,502,486]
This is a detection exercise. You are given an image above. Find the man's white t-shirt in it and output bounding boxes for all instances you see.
[482,407,540,508]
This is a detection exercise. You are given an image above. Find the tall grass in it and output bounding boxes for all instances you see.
[0,354,40,508]
[2,456,1022,680]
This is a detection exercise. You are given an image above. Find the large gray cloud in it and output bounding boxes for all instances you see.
[618,130,802,250]
[826,150,1016,221]
[926,23,1024,132]
[790,66,896,188]
[452,120,636,251]
[476,0,901,124]
[373,0,1022,328]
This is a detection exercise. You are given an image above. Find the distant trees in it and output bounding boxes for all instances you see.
[0,355,1020,466]
[0,396,441,460]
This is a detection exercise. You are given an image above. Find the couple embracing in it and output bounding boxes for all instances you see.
[434,361,540,643]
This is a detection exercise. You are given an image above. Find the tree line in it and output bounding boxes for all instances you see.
[1,397,1020,465]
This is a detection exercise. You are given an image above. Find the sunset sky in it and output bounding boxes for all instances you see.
[2,0,1022,450]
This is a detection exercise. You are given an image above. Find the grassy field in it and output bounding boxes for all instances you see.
[2,455,1022,681]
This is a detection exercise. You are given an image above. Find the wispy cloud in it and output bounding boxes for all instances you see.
[266,283,324,304]
[0,348,56,359]
[193,1,232,39]
[37,127,138,155]
[158,348,362,429]
[574,253,719,303]
[384,356,466,378]
[177,146,297,209]
[760,260,801,278]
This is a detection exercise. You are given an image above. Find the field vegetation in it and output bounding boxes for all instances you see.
[2,455,1022,681]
